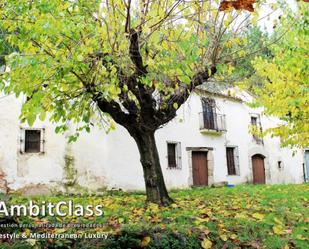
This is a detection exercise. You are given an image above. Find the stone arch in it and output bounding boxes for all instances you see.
[248,147,271,183]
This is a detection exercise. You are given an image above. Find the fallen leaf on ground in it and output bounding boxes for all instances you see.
[141,236,151,247]
[201,238,212,249]
[220,234,228,241]
[296,234,307,241]
[273,225,285,235]
[252,213,265,220]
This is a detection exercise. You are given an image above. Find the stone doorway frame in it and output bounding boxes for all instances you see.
[186,147,214,186]
[248,147,271,184]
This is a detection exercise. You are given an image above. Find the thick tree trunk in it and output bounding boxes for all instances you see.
[129,129,173,206]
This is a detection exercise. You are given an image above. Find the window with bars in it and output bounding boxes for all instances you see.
[200,98,226,132]
[167,142,181,169]
[20,128,45,154]
[25,130,41,152]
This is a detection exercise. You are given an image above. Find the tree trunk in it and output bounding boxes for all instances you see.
[129,129,173,206]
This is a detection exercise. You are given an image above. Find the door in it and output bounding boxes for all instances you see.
[252,154,266,184]
[192,151,208,186]
[305,150,309,182]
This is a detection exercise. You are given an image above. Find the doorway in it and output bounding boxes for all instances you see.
[252,154,266,184]
[192,151,208,186]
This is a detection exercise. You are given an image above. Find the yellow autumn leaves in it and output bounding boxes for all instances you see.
[201,238,212,249]
[252,1,309,148]
[6,184,309,248]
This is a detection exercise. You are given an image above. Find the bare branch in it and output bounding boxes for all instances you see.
[125,0,131,33]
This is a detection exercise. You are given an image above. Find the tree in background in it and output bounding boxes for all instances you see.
[233,26,270,90]
[253,2,308,148]
[0,29,15,66]
[0,0,266,205]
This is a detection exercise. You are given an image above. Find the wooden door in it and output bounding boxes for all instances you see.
[192,151,208,186]
[252,155,266,184]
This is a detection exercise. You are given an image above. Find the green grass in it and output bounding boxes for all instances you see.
[1,184,309,248]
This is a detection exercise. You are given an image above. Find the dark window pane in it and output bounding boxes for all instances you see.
[25,130,41,153]
[251,117,257,126]
[167,143,177,168]
[278,161,282,169]
[226,147,236,175]
[202,98,216,129]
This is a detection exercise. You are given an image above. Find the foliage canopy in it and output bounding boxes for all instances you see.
[253,2,309,148]
[0,0,263,138]
[0,0,275,204]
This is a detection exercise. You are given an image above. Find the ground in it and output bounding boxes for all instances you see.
[1,184,308,248]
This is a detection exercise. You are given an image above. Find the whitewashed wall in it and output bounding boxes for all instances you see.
[0,90,305,192]
[0,95,66,190]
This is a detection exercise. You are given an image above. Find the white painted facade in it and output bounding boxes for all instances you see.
[0,86,306,193]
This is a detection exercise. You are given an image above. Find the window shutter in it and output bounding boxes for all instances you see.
[226,147,236,175]
[234,146,240,175]
[177,142,182,169]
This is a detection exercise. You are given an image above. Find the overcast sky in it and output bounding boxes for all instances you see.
[259,0,297,33]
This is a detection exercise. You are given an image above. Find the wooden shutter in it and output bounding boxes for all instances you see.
[167,143,177,168]
[226,147,236,175]
[177,142,182,169]
[25,130,41,153]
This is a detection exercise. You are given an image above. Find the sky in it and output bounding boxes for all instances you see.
[259,0,297,33]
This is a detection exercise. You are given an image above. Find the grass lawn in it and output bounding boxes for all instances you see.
[1,184,309,248]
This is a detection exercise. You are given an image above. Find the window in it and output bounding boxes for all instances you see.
[250,114,263,144]
[25,130,41,153]
[167,142,181,169]
[167,143,177,168]
[278,161,282,169]
[226,147,236,175]
[20,128,45,153]
[226,146,240,175]
[200,98,226,132]
[251,116,257,126]
[202,98,216,130]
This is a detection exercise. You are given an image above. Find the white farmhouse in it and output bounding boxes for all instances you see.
[0,82,308,193]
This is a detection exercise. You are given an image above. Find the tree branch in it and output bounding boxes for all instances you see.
[155,65,217,124]
[129,29,147,76]
[95,96,136,127]
[124,0,131,33]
